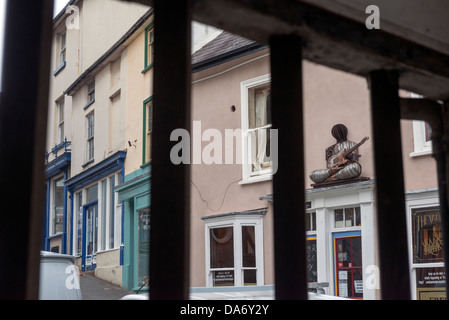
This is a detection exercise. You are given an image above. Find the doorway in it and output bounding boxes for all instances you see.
[82,202,98,271]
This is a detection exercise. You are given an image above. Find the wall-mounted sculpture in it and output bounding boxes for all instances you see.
[309,124,369,186]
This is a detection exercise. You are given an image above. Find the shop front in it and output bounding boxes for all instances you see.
[306,179,378,299]
[66,151,125,284]
[406,189,446,300]
[116,163,151,292]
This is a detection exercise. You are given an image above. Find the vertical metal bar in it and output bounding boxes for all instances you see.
[438,102,449,296]
[150,0,192,299]
[369,70,410,300]
[270,35,308,300]
[0,0,53,299]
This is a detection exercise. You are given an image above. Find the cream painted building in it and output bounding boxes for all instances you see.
[44,0,150,286]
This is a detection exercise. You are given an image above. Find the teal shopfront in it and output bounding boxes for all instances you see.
[116,163,151,292]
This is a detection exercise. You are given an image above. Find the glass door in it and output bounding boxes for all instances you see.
[83,203,98,271]
[333,232,363,299]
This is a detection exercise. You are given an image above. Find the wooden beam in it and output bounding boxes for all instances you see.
[149,0,192,300]
[0,0,53,299]
[369,70,410,300]
[270,35,308,300]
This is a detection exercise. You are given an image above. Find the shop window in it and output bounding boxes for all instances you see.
[210,227,235,286]
[204,213,264,287]
[334,207,361,228]
[306,236,317,283]
[411,206,446,300]
[51,177,64,235]
[76,192,83,256]
[138,208,150,287]
[334,235,363,299]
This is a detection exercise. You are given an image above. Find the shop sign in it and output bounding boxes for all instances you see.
[412,207,444,263]
[213,270,234,286]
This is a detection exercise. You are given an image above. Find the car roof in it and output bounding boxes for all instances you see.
[40,251,76,263]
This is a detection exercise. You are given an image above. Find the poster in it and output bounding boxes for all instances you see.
[338,270,348,298]
[416,267,446,300]
[412,207,444,263]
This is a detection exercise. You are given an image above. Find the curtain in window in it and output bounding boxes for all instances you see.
[252,90,269,171]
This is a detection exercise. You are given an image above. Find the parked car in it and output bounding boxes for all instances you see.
[39,251,82,300]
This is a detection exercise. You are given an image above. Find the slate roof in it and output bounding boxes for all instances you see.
[192,31,267,72]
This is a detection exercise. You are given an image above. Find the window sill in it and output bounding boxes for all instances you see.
[83,99,95,110]
[239,174,272,185]
[53,61,66,76]
[82,159,94,168]
[409,148,432,158]
[141,63,153,74]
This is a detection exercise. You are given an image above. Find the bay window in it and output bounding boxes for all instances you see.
[203,211,265,287]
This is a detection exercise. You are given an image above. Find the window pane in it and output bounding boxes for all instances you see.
[109,176,116,248]
[242,226,256,268]
[138,209,150,287]
[244,270,257,286]
[352,237,362,267]
[53,177,64,234]
[305,212,311,232]
[345,208,354,227]
[335,209,344,228]
[76,192,83,255]
[210,227,234,268]
[87,184,98,203]
[101,180,107,250]
[311,211,316,231]
[355,207,361,226]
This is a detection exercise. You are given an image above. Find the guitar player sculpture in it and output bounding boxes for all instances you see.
[309,124,368,185]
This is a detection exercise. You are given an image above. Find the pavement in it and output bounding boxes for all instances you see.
[79,272,132,300]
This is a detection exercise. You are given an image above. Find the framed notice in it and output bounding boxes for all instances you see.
[412,207,443,263]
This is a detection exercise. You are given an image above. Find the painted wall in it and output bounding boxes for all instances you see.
[123,21,154,174]
[80,0,149,73]
[190,48,439,287]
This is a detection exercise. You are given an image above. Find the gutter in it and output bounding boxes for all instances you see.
[192,42,267,73]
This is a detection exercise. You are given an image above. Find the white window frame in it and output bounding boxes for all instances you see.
[59,31,66,66]
[57,98,65,144]
[240,74,272,184]
[405,189,442,300]
[72,172,123,255]
[49,175,65,236]
[204,214,264,288]
[86,111,95,161]
[410,93,432,157]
